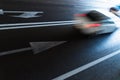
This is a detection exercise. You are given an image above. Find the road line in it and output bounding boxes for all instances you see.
[0,20,76,27]
[0,22,75,30]
[4,11,44,13]
[0,47,32,56]
[52,49,120,80]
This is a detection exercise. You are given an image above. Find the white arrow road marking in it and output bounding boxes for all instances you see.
[0,41,67,56]
[12,12,42,18]
[4,11,43,13]
[0,9,3,15]
[0,47,32,56]
[30,41,66,54]
[52,49,120,80]
[0,9,44,18]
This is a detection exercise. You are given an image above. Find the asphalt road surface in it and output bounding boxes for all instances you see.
[0,0,120,80]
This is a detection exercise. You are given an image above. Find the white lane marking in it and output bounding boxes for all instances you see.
[0,20,76,27]
[52,49,120,80]
[0,47,32,56]
[0,22,75,30]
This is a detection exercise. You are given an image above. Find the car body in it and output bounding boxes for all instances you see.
[74,10,118,35]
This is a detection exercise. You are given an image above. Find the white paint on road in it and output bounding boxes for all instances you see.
[4,11,44,13]
[52,49,120,80]
[0,47,32,56]
[0,22,75,30]
[0,9,3,15]
[12,12,42,18]
[30,41,67,54]
[0,20,76,27]
[0,9,44,18]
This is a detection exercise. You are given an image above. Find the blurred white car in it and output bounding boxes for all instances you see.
[74,10,118,35]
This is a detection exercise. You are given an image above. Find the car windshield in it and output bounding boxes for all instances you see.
[86,10,110,21]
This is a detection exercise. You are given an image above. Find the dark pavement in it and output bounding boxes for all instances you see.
[0,0,120,80]
[1,30,120,80]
